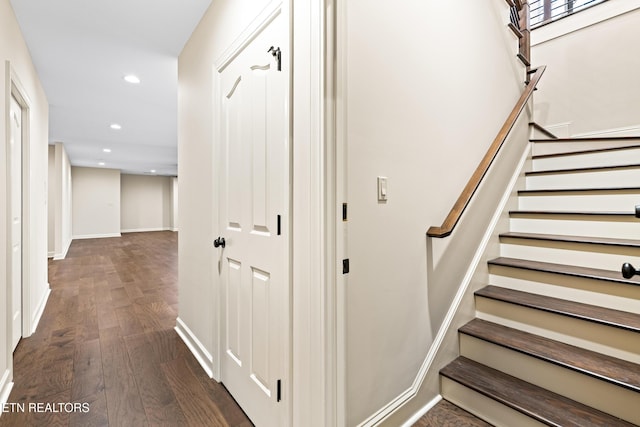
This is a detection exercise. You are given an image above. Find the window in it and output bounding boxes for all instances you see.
[529,0,607,27]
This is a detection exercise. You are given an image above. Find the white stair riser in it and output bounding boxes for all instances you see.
[488,270,640,314]
[460,335,640,425]
[532,147,640,171]
[518,192,640,211]
[475,296,640,364]
[499,241,639,271]
[526,169,640,190]
[441,377,545,427]
[509,217,640,240]
[532,140,640,157]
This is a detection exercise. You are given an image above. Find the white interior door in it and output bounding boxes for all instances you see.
[9,94,23,351]
[217,10,289,427]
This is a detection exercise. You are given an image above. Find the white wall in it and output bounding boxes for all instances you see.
[342,0,529,424]
[47,145,55,256]
[120,174,172,232]
[71,167,121,239]
[170,177,178,231]
[57,143,73,258]
[532,3,640,136]
[0,0,50,403]
[48,142,72,259]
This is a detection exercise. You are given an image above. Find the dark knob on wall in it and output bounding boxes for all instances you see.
[621,263,639,279]
[214,237,226,248]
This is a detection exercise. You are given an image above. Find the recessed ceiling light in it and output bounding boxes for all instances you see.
[99,162,105,166]
[103,148,112,153]
[124,74,141,84]
[150,169,156,173]
[110,123,121,130]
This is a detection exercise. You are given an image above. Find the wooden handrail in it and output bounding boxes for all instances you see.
[427,65,546,238]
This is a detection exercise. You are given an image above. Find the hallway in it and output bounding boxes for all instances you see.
[0,232,251,426]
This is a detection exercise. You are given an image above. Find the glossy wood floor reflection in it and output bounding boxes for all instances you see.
[0,232,252,427]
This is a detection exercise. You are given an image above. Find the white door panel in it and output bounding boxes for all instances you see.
[217,10,288,426]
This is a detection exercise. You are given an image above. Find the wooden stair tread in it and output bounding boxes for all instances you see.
[413,399,492,427]
[499,232,640,248]
[476,284,640,332]
[526,163,640,176]
[519,186,640,195]
[441,357,636,427]
[460,319,640,392]
[488,256,640,286]
[531,144,640,160]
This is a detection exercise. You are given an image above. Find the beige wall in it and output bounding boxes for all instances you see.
[0,0,50,399]
[47,145,55,256]
[71,167,121,238]
[170,177,178,231]
[343,0,530,423]
[121,173,172,232]
[532,4,640,136]
[48,142,72,259]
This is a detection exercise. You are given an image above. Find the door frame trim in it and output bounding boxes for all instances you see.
[291,0,342,425]
[5,62,32,347]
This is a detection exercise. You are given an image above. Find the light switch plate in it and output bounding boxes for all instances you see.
[377,176,388,201]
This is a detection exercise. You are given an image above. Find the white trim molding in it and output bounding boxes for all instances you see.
[121,228,171,234]
[53,238,72,261]
[292,0,337,425]
[400,395,442,427]
[72,233,121,240]
[215,0,283,72]
[0,369,13,409]
[532,0,640,46]
[30,285,50,335]
[175,317,214,378]
[572,124,640,138]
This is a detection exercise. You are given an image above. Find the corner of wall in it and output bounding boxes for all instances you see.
[28,284,50,336]
[175,317,216,380]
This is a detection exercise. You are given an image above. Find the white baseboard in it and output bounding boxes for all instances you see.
[544,122,571,138]
[72,233,121,240]
[401,395,442,427]
[121,227,171,233]
[175,317,214,379]
[171,227,178,232]
[572,124,640,138]
[31,285,51,335]
[0,369,13,409]
[53,238,72,260]
[48,251,54,259]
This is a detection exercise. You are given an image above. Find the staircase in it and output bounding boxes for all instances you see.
[436,138,640,426]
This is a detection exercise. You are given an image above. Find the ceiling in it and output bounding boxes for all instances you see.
[10,0,212,176]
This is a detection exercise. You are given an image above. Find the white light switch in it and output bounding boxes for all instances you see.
[377,176,388,201]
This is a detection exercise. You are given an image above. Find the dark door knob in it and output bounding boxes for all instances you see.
[622,263,639,279]
[214,237,226,248]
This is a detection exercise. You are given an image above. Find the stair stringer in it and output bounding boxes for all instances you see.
[376,137,534,427]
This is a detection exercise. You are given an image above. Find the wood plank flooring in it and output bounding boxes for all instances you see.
[0,231,252,427]
[412,400,492,427]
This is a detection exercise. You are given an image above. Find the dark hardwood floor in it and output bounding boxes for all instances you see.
[0,231,252,427]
